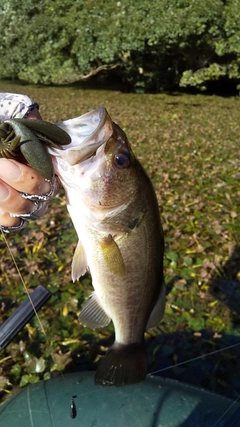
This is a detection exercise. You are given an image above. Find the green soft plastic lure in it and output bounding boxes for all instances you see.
[0,118,71,179]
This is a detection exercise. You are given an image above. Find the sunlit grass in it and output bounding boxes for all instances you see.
[0,81,240,400]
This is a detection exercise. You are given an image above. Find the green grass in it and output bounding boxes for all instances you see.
[0,81,240,401]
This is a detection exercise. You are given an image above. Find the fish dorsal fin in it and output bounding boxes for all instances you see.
[78,292,111,329]
[99,234,125,275]
[146,282,166,330]
[72,240,88,282]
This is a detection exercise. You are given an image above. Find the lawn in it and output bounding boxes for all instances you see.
[0,81,240,402]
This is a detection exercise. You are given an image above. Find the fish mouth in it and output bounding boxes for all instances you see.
[49,107,114,165]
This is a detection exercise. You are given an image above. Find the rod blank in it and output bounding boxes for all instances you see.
[0,285,51,350]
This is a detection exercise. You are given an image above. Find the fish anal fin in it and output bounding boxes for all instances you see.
[146,282,166,330]
[99,234,125,275]
[95,342,147,387]
[72,240,88,282]
[78,292,111,329]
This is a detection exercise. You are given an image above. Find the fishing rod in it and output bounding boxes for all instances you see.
[0,226,79,420]
[0,226,50,342]
[0,284,51,351]
[1,226,240,425]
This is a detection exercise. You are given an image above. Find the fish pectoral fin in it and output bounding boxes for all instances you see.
[146,281,166,330]
[72,240,88,282]
[99,234,125,275]
[78,292,111,329]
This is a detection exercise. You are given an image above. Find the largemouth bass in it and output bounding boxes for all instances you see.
[50,107,165,386]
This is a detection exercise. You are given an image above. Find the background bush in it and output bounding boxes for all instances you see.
[0,1,240,91]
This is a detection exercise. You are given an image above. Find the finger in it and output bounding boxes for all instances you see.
[0,158,51,195]
[0,181,35,216]
[0,208,21,227]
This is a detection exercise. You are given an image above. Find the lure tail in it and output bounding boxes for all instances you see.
[0,119,71,179]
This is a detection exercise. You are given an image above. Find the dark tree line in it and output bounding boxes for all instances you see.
[1,0,240,93]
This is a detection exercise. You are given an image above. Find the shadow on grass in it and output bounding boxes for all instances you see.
[147,245,240,400]
[68,246,240,401]
[3,244,239,410]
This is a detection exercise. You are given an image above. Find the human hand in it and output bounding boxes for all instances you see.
[0,159,59,232]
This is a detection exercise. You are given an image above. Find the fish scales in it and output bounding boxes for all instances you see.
[50,107,166,386]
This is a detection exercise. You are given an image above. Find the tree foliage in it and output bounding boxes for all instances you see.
[0,0,240,92]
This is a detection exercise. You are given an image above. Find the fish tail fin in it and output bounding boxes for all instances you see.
[95,342,147,387]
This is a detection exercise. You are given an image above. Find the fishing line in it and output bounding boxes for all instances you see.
[1,224,102,408]
[149,340,240,376]
[43,381,55,427]
[211,394,240,427]
[2,226,240,423]
[0,226,46,335]
[1,226,78,419]
[149,339,240,426]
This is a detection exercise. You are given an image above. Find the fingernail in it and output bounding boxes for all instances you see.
[0,159,22,181]
[0,183,9,201]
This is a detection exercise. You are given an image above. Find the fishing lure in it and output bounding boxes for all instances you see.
[70,395,77,419]
[0,118,71,179]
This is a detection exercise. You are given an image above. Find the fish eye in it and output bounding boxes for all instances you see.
[114,153,130,169]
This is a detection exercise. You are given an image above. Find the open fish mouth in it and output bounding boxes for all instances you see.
[48,106,166,387]
[49,107,113,165]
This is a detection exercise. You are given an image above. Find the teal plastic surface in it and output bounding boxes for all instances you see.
[0,372,239,426]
